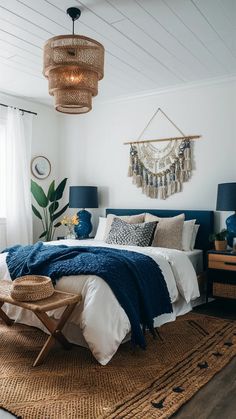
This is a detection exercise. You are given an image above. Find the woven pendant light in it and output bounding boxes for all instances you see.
[43,7,104,114]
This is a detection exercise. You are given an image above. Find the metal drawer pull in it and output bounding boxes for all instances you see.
[224,261,236,266]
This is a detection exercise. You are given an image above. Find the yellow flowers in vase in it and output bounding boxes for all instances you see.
[61,214,79,239]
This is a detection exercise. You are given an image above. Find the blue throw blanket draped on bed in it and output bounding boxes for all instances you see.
[4,242,172,348]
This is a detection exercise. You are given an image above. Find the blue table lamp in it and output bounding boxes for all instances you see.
[69,186,98,239]
[216,183,236,247]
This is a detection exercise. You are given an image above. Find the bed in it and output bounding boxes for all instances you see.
[0,208,214,365]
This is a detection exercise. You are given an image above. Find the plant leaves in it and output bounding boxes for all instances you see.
[31,180,48,208]
[54,178,68,201]
[209,228,228,242]
[32,204,42,220]
[39,231,47,238]
[54,222,61,228]
[52,203,69,221]
[49,201,59,215]
[47,180,55,202]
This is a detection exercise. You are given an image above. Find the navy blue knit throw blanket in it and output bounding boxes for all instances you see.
[4,242,172,348]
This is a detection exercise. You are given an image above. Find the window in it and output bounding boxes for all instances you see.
[0,123,6,217]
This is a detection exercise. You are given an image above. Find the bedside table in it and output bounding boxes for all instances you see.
[207,250,236,303]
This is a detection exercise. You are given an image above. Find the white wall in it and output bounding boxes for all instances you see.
[0,92,61,246]
[1,78,234,246]
[58,78,236,233]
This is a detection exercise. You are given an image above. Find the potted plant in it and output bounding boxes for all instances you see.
[31,178,69,241]
[209,229,228,251]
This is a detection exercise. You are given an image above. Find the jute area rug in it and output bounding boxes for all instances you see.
[0,313,236,419]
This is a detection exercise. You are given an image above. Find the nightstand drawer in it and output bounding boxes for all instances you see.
[213,282,236,299]
[208,253,236,271]
[208,261,236,271]
[207,251,236,302]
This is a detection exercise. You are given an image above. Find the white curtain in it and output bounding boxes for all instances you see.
[5,107,33,246]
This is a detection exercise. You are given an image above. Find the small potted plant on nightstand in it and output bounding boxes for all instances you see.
[209,229,228,251]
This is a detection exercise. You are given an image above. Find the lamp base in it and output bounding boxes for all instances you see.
[226,212,236,247]
[74,209,92,239]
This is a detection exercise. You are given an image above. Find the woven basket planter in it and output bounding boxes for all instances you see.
[214,240,227,251]
[10,276,54,302]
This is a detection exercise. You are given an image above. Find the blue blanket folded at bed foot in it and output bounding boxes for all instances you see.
[4,242,172,349]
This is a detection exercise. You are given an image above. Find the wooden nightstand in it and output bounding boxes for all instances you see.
[207,250,236,303]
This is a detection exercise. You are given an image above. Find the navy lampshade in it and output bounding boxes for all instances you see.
[216,183,236,211]
[69,186,98,209]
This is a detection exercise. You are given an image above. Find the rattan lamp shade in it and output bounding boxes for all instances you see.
[43,35,104,114]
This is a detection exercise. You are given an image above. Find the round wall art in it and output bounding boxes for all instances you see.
[31,156,51,179]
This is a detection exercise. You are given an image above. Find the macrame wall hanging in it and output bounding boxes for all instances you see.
[124,108,201,200]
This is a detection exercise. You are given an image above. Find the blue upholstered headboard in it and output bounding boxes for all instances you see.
[106,208,214,254]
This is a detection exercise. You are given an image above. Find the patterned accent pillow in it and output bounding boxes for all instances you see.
[104,213,145,240]
[105,218,157,247]
[145,213,185,250]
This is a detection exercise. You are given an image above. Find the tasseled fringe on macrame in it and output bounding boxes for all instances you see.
[184,146,192,171]
[127,166,133,177]
[128,141,192,200]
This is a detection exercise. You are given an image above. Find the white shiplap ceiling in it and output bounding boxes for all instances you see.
[0,0,235,106]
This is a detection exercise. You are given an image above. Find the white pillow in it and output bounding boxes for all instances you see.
[182,219,196,251]
[94,217,107,241]
[191,224,200,250]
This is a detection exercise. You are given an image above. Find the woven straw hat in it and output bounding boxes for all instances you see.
[10,275,54,302]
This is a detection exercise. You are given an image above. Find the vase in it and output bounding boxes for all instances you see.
[74,209,92,239]
[226,212,236,247]
[66,225,76,239]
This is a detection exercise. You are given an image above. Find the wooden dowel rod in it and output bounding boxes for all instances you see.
[123,135,201,145]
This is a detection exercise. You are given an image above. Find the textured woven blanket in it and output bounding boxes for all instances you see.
[4,242,172,348]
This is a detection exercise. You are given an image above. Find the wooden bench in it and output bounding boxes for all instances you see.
[0,279,81,367]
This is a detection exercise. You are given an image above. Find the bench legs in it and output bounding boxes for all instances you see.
[0,301,77,367]
[33,302,78,367]
[0,302,14,326]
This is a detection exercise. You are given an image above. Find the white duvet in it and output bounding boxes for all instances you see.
[0,240,199,365]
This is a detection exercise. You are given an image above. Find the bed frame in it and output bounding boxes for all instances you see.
[106,208,214,269]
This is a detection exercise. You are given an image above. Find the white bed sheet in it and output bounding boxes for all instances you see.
[0,240,200,365]
[184,249,203,275]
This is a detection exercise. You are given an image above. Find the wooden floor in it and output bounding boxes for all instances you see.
[174,300,236,419]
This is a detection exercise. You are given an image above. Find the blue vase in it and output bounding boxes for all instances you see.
[74,209,92,239]
[226,212,236,247]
